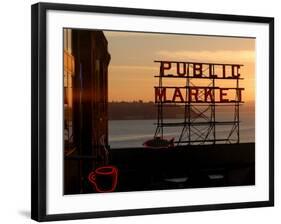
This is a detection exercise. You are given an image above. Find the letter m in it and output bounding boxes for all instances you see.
[155,87,166,103]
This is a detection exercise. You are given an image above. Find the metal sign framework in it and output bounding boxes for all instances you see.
[154,60,244,145]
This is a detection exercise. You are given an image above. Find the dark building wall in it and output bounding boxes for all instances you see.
[65,30,110,194]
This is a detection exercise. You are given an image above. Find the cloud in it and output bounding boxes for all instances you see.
[109,65,157,71]
[155,50,255,64]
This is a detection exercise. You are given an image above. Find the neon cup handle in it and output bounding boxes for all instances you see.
[88,171,98,190]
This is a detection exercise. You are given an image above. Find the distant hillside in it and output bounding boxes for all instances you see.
[108,102,195,120]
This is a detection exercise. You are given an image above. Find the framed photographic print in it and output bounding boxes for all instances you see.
[31,2,274,222]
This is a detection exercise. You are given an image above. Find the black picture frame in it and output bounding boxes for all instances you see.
[31,2,274,222]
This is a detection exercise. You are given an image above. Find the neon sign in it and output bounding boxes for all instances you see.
[155,61,244,103]
[88,166,118,193]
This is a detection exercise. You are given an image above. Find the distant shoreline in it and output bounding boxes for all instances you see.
[108,101,196,120]
[108,101,255,120]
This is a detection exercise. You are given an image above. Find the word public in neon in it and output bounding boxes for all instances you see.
[159,61,241,79]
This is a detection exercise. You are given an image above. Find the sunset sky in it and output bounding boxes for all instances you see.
[104,31,255,103]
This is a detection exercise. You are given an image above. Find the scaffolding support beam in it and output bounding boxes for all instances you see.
[154,60,243,145]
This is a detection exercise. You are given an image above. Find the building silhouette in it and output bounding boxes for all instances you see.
[64,29,110,194]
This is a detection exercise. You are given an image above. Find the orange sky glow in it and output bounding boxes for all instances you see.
[104,31,255,103]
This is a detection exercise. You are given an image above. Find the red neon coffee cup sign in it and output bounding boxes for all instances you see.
[88,166,118,193]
